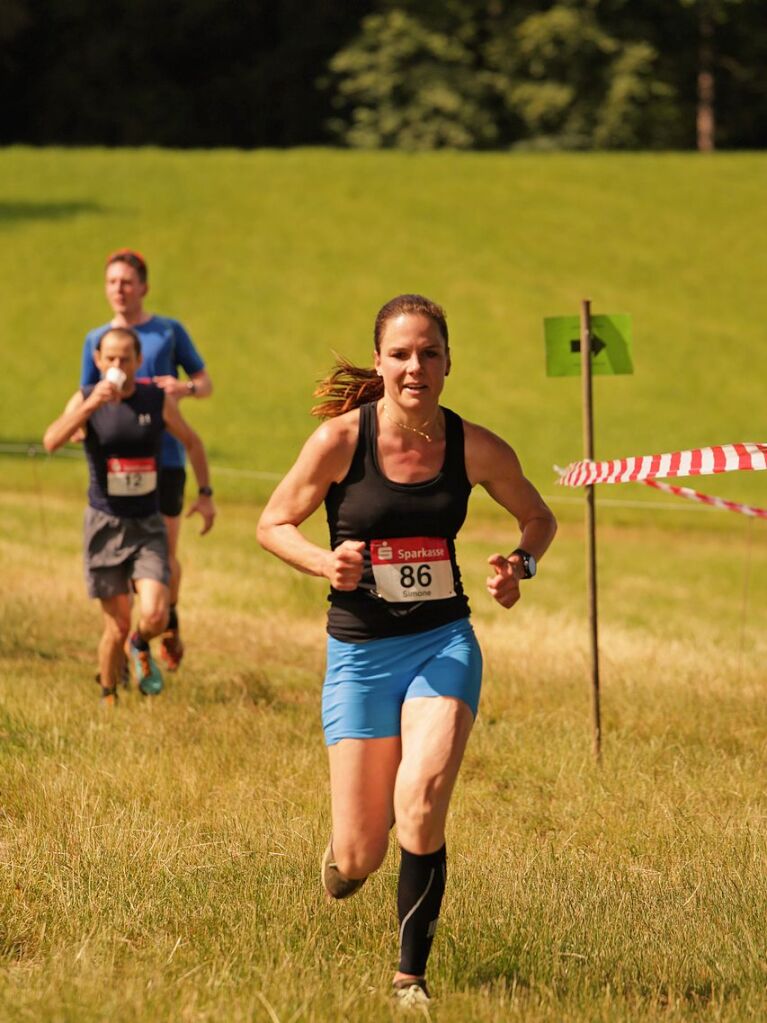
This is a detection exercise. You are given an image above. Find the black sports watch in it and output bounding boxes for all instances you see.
[511,547,536,579]
[198,486,214,497]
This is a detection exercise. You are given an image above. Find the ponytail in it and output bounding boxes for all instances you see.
[312,294,447,420]
[312,355,383,419]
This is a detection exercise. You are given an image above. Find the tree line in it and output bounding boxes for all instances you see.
[2,0,765,150]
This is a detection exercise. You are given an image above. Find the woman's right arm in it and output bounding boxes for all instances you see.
[257,414,365,590]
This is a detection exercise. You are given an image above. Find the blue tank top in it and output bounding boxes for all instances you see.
[83,383,166,518]
[324,402,472,642]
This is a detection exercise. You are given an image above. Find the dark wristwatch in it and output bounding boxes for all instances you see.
[511,547,536,579]
[198,486,213,497]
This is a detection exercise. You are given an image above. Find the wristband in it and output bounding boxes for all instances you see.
[198,486,213,497]
[511,547,536,579]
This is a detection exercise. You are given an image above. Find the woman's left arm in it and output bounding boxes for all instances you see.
[464,421,557,609]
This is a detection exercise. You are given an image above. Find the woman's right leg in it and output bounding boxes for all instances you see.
[327,736,401,880]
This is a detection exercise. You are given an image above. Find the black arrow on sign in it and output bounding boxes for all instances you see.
[570,334,606,356]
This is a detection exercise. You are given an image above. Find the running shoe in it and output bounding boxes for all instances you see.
[93,659,129,689]
[159,628,184,671]
[129,638,164,696]
[119,651,130,688]
[321,839,367,900]
[100,687,118,707]
[392,978,431,1009]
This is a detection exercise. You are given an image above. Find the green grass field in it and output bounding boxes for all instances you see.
[2,147,766,491]
[1,148,766,1021]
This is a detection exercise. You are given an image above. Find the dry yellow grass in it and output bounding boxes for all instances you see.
[2,472,767,1022]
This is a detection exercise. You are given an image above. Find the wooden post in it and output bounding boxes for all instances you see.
[580,299,602,761]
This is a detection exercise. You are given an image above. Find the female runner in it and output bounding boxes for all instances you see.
[257,294,556,1006]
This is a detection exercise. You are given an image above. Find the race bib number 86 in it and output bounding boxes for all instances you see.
[370,537,455,603]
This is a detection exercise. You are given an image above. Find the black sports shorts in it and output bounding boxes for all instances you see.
[158,467,187,518]
[83,507,169,599]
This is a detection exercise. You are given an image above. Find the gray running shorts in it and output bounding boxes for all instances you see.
[83,506,170,600]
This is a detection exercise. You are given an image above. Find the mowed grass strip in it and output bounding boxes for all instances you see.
[1,147,765,507]
[1,477,766,1021]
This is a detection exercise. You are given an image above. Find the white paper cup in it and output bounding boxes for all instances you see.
[105,367,127,389]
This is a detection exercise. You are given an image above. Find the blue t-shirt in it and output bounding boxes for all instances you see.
[81,315,205,469]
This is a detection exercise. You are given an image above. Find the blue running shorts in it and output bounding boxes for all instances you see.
[322,618,483,746]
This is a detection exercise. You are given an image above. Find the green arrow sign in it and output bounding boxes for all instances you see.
[544,314,633,377]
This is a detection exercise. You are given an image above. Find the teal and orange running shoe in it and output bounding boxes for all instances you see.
[129,635,164,696]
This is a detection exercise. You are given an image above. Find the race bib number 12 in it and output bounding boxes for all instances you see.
[106,457,157,497]
[370,537,455,603]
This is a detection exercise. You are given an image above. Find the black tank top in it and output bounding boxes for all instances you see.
[325,402,472,641]
[83,382,165,518]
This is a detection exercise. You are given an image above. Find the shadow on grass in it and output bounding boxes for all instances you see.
[464,966,742,1016]
[187,669,280,708]
[0,199,107,226]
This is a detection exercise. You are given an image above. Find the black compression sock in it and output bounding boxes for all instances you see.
[130,631,149,651]
[397,844,447,977]
[167,606,178,631]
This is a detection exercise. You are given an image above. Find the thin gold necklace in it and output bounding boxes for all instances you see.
[382,401,438,442]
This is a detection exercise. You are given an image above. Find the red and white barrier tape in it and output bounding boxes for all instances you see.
[557,442,767,488]
[643,479,767,519]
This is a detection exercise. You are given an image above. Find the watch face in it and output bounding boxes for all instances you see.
[527,554,537,578]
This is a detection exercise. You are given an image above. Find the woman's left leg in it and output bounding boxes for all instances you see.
[393,695,474,984]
